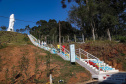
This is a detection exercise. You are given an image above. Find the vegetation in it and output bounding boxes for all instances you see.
[0,31,91,83]
[11,0,125,43]
[0,43,7,49]
[59,41,126,71]
[0,26,7,31]
[0,0,125,83]
[62,0,126,41]
[0,31,32,45]
[0,44,91,84]
[29,19,80,43]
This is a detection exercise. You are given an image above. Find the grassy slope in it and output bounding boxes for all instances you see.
[59,41,126,71]
[0,32,91,84]
[0,31,32,45]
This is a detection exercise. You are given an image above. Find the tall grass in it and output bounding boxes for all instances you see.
[0,31,32,45]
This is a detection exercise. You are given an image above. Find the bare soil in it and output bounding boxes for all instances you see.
[62,42,126,71]
[0,44,91,84]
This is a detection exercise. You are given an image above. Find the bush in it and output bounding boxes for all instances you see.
[113,35,126,43]
[123,62,126,71]
[23,37,29,42]
[120,36,126,43]
[0,43,7,49]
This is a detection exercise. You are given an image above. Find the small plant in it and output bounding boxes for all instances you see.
[18,56,29,82]
[114,35,126,43]
[0,42,7,49]
[19,56,29,72]
[35,57,39,76]
[5,68,9,84]
[23,37,29,42]
[120,53,125,56]
[116,58,121,64]
[10,65,18,84]
[123,62,126,71]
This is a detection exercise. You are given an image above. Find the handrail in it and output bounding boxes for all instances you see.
[28,34,119,74]
[80,48,99,60]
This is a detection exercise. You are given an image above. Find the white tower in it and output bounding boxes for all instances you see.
[7,14,15,31]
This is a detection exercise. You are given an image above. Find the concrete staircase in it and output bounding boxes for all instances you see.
[28,34,126,84]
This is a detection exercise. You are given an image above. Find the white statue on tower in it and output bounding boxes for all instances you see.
[7,14,15,31]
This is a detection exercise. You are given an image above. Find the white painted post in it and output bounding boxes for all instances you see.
[50,74,52,84]
[99,63,100,71]
[64,48,65,57]
[87,53,89,64]
[70,44,75,63]
[87,53,89,59]
[104,63,105,72]
[79,48,81,60]
[60,45,61,54]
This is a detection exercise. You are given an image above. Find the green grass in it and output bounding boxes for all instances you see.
[0,31,91,83]
[44,51,91,83]
[0,31,32,45]
[0,43,7,49]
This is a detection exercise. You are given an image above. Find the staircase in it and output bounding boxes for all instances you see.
[28,34,126,84]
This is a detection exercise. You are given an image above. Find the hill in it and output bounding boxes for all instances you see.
[0,31,32,45]
[59,41,126,71]
[0,31,91,84]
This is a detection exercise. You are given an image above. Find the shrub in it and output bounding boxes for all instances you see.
[23,37,29,42]
[0,43,7,49]
[120,36,126,43]
[123,62,126,71]
[113,35,126,43]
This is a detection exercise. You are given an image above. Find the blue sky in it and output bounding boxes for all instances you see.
[0,0,77,31]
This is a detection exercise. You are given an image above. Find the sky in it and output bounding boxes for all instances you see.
[0,0,77,32]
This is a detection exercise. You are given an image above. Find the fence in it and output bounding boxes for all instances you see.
[28,34,119,78]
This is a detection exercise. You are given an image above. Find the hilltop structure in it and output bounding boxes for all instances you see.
[7,14,15,31]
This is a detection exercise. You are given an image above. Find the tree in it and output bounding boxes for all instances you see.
[16,29,20,33]
[68,0,98,41]
[25,25,30,34]
[0,26,7,31]
[61,0,80,8]
[20,28,25,33]
[29,19,77,43]
[65,0,126,41]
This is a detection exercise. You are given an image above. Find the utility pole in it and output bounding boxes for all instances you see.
[59,21,61,45]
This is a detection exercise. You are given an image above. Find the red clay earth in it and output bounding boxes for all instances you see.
[0,44,90,84]
[0,45,47,83]
[62,42,126,71]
